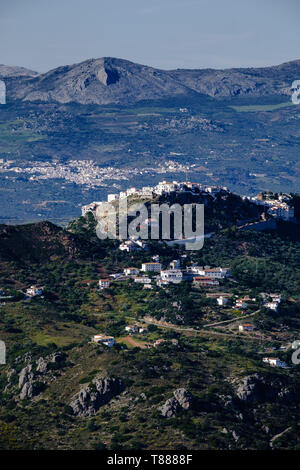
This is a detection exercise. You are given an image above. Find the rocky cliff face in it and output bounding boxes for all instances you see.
[69,376,124,417]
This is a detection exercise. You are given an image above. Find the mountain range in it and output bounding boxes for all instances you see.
[1,57,300,105]
[1,57,300,224]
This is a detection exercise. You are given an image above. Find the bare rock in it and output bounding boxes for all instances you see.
[20,381,35,400]
[36,357,49,374]
[158,397,181,418]
[158,388,194,418]
[18,364,33,389]
[69,376,124,417]
[173,388,193,410]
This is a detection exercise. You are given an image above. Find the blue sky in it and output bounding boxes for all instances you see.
[1,0,300,72]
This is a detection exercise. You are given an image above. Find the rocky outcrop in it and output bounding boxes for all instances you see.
[232,374,279,403]
[18,364,42,399]
[17,352,66,400]
[36,352,64,374]
[158,388,193,418]
[19,364,34,389]
[173,388,193,410]
[20,380,37,400]
[69,376,124,417]
[158,397,181,418]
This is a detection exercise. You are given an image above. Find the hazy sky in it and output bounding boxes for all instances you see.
[1,0,300,72]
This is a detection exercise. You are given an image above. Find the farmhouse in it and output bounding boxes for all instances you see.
[98,279,111,289]
[26,286,43,297]
[263,357,287,368]
[239,324,255,332]
[92,334,115,347]
[217,296,228,306]
[125,325,139,334]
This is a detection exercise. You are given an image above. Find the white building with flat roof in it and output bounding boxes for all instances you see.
[161,269,182,283]
[124,267,140,276]
[134,277,151,284]
[107,194,118,202]
[141,262,161,273]
[265,301,279,312]
[154,181,179,195]
[81,201,103,216]
[99,279,111,289]
[263,357,287,368]
[217,296,228,306]
[26,286,43,297]
[191,267,231,278]
[239,324,254,332]
[92,334,115,347]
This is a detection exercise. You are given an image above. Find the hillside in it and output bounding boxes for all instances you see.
[169,59,300,98]
[0,221,93,263]
[0,211,300,450]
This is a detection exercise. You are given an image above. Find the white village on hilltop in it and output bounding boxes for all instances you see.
[82,180,294,221]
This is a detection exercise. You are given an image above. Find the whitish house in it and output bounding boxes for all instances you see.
[26,286,43,297]
[141,262,161,273]
[235,300,248,309]
[81,201,103,216]
[161,269,183,284]
[99,279,111,289]
[217,296,228,306]
[262,357,287,368]
[193,277,219,287]
[126,187,137,196]
[119,240,141,252]
[270,293,281,303]
[134,277,151,284]
[196,267,231,279]
[143,284,153,290]
[157,279,169,288]
[265,301,279,312]
[107,193,118,202]
[154,181,179,195]
[124,267,140,276]
[239,324,255,332]
[92,334,115,347]
[125,325,139,334]
[170,260,180,269]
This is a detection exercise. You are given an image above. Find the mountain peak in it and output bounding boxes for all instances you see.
[4,57,300,105]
